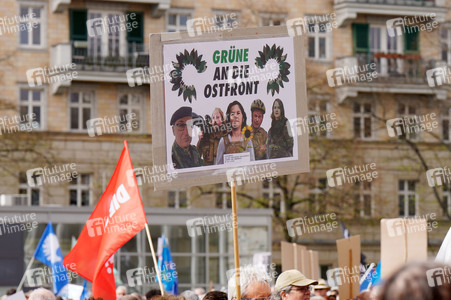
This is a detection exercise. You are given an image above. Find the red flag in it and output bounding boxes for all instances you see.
[64,141,147,300]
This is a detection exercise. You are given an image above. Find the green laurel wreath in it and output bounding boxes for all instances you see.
[170,49,207,103]
[255,44,291,96]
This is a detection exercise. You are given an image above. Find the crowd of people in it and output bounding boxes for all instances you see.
[4,261,451,300]
[170,98,294,169]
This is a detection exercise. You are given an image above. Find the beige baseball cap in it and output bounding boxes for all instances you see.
[275,269,318,291]
[314,278,330,290]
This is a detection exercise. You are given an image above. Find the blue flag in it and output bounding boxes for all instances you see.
[157,236,178,295]
[34,222,69,295]
[80,280,88,300]
[360,263,375,292]
[371,261,382,287]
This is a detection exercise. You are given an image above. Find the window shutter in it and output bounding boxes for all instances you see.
[69,9,88,41]
[353,24,369,53]
[126,12,144,44]
[404,28,419,54]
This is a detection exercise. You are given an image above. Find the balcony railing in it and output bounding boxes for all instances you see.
[334,0,441,6]
[352,52,431,84]
[71,41,148,72]
[0,194,28,206]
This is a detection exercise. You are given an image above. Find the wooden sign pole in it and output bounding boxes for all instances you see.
[231,180,241,300]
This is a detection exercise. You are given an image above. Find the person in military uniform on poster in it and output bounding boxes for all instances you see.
[170,106,204,169]
[216,101,255,164]
[197,108,228,165]
[267,98,293,159]
[250,99,268,160]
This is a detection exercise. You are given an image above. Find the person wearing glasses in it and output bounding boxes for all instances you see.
[170,106,204,169]
[274,269,318,300]
[227,265,272,300]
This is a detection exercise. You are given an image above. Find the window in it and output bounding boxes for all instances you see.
[262,180,282,208]
[214,11,239,29]
[353,23,418,77]
[86,11,129,61]
[442,106,451,142]
[167,10,191,32]
[307,17,332,60]
[19,172,40,206]
[69,174,91,206]
[354,182,372,217]
[168,189,187,208]
[19,87,44,130]
[308,178,327,213]
[353,102,373,139]
[69,90,94,131]
[369,25,401,75]
[440,26,451,64]
[70,10,144,60]
[260,13,285,26]
[215,183,231,209]
[397,103,419,140]
[19,5,45,48]
[398,180,417,217]
[308,98,331,138]
[118,93,144,132]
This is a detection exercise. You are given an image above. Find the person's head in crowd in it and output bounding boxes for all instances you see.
[146,289,162,300]
[194,288,206,300]
[181,290,199,300]
[250,99,265,130]
[313,279,330,299]
[227,265,272,300]
[6,289,16,296]
[274,269,318,300]
[377,261,451,300]
[118,296,140,300]
[171,106,194,150]
[131,292,145,300]
[203,291,227,300]
[212,108,225,129]
[152,295,185,300]
[55,297,63,300]
[28,288,56,300]
[271,99,285,122]
[226,101,247,133]
[354,290,371,300]
[116,286,127,298]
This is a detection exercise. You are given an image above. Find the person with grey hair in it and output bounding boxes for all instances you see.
[28,288,56,300]
[227,265,272,300]
[117,286,127,298]
[181,290,200,300]
[273,269,318,300]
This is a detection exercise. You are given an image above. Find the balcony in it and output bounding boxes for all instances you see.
[333,0,446,27]
[333,53,447,102]
[71,41,148,73]
[51,42,148,89]
[0,194,28,206]
[51,0,171,17]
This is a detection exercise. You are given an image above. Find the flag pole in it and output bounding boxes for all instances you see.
[231,180,241,300]
[145,223,165,295]
[17,256,35,291]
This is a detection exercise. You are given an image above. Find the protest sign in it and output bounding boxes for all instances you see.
[309,250,320,280]
[150,26,309,189]
[381,218,427,278]
[336,235,360,299]
[281,241,317,278]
